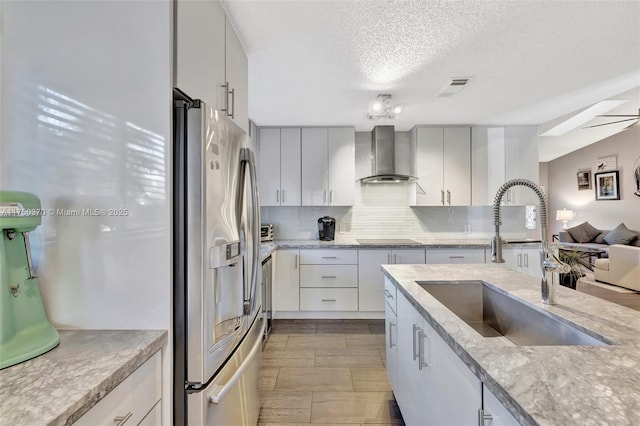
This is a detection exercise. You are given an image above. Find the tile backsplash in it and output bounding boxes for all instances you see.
[261,183,538,241]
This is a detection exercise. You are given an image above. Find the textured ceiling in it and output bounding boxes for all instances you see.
[222,0,640,161]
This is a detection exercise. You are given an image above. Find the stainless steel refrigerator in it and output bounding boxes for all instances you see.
[173,90,262,425]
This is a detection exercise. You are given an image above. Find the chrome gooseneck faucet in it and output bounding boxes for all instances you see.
[490,179,570,305]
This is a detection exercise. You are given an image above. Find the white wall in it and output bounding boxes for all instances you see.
[546,127,640,236]
[1,2,173,420]
[1,1,172,330]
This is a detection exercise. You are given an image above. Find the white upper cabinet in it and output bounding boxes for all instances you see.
[280,129,302,206]
[505,126,539,205]
[471,127,506,205]
[258,129,281,206]
[224,17,249,133]
[412,127,471,206]
[471,126,539,206]
[258,128,301,206]
[176,0,248,133]
[176,0,225,110]
[301,127,355,206]
[328,128,356,206]
[414,127,444,205]
[444,127,471,206]
[301,128,329,205]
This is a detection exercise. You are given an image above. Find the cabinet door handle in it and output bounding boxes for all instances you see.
[387,254,391,263]
[229,88,235,119]
[276,189,280,203]
[221,82,230,114]
[524,253,529,268]
[329,189,332,204]
[294,254,298,269]
[321,275,337,279]
[114,412,133,426]
[321,256,337,259]
[447,190,451,205]
[441,190,445,205]
[478,409,493,425]
[418,329,429,370]
[322,299,336,302]
[282,189,285,203]
[517,253,522,267]
[389,321,396,348]
[323,189,327,204]
[412,324,420,361]
[384,289,393,299]
[393,254,397,264]
[449,256,464,259]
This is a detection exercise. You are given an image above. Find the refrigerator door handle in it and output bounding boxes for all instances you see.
[241,148,262,316]
[208,320,265,404]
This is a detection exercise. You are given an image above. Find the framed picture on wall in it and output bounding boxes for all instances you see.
[577,171,591,190]
[595,170,620,200]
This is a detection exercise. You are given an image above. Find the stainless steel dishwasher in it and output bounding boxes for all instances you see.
[261,255,273,346]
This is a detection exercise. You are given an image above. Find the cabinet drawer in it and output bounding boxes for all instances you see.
[300,288,358,311]
[75,351,161,426]
[300,265,357,288]
[300,249,357,265]
[425,249,485,264]
[384,277,397,314]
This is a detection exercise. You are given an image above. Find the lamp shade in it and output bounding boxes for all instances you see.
[556,209,574,222]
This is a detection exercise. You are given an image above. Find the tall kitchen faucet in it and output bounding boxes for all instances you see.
[490,179,569,305]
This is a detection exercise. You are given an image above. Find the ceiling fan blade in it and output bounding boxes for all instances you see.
[597,114,640,117]
[623,119,639,129]
[583,118,637,129]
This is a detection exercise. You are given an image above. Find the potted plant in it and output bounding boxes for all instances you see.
[558,249,594,289]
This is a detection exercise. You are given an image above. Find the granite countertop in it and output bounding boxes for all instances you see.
[260,242,277,262]
[272,238,541,249]
[0,329,167,426]
[382,263,640,426]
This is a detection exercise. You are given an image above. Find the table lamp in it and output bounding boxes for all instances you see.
[556,208,574,230]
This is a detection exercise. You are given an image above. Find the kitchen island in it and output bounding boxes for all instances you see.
[382,263,640,425]
[0,329,167,425]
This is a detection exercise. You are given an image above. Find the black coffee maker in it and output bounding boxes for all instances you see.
[318,216,336,241]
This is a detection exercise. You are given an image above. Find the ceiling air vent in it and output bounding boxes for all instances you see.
[435,78,470,97]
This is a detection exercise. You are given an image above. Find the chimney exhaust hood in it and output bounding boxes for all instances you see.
[360,125,417,184]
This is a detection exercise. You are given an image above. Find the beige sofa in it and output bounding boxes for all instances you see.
[594,245,640,291]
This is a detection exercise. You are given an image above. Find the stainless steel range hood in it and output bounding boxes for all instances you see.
[360,125,417,184]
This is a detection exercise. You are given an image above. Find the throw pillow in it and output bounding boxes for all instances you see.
[604,223,638,245]
[567,221,601,243]
[593,232,608,244]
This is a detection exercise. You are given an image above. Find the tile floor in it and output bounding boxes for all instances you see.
[259,319,404,425]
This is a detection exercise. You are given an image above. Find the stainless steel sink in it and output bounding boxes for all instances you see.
[418,281,610,346]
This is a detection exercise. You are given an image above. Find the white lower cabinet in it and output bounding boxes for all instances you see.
[300,288,358,311]
[384,286,399,394]
[299,249,358,312]
[358,249,425,312]
[482,384,520,425]
[274,249,300,312]
[395,286,480,425]
[503,246,540,277]
[389,283,520,425]
[75,351,161,425]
